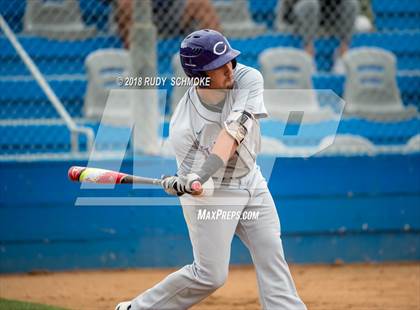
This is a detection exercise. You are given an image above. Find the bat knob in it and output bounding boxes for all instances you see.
[68,166,84,181]
[191,181,203,195]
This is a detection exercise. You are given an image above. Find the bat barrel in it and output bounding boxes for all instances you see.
[68,166,162,185]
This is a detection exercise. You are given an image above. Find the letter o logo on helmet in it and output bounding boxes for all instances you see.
[179,29,241,78]
[213,42,227,55]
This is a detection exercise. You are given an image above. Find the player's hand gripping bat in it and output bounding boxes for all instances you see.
[67,166,203,195]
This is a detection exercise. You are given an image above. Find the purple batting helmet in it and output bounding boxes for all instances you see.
[179,29,241,78]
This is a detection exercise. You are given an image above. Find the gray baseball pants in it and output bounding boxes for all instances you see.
[132,166,306,310]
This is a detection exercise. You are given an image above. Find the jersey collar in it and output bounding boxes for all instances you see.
[190,87,222,122]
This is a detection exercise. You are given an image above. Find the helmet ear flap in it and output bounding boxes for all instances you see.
[232,58,237,69]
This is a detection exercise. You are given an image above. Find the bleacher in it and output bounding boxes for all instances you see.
[0,0,419,156]
[371,0,420,31]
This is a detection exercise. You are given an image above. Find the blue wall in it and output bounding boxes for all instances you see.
[0,154,419,273]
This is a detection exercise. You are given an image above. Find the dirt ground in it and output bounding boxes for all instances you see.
[0,262,419,310]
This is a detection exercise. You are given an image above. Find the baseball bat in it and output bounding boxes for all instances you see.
[67,166,203,194]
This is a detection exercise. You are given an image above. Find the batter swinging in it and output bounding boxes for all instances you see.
[116,29,306,310]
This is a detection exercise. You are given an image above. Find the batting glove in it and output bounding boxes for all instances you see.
[161,173,201,196]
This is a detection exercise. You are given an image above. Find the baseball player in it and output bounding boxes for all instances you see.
[116,29,306,310]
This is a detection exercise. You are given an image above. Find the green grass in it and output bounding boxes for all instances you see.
[0,299,68,310]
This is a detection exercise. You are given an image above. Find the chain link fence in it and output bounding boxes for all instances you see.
[0,0,419,158]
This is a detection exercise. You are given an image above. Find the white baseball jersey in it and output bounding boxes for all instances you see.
[169,63,268,183]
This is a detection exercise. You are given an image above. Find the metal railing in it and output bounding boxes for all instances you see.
[0,14,94,155]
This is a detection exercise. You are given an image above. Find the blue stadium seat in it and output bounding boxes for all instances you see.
[0,35,123,76]
[312,73,420,110]
[1,31,418,78]
[0,78,86,118]
[314,38,340,72]
[397,73,420,110]
[372,0,420,31]
[1,117,419,155]
[0,123,74,154]
[260,118,420,146]
[351,32,420,70]
[0,121,132,155]
[248,0,278,29]
[0,0,111,33]
[79,0,111,31]
[159,32,420,74]
[375,16,420,32]
[276,33,420,72]
[0,1,419,156]
[372,0,420,14]
[0,0,26,32]
[0,73,418,122]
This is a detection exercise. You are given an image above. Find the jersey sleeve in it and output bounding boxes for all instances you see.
[230,67,268,119]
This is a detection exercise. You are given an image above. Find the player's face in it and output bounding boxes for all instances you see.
[206,62,234,89]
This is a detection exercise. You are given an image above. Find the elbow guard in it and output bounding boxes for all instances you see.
[224,111,254,145]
